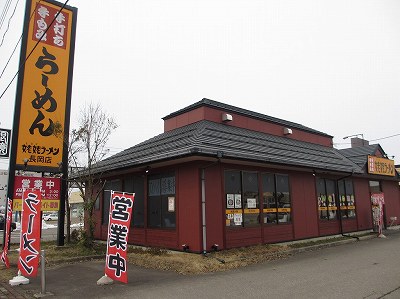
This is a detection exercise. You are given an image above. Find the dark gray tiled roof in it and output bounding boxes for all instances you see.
[93,120,362,175]
[163,98,332,137]
[339,144,380,168]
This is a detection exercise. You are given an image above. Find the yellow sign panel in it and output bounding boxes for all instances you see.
[226,209,243,214]
[13,199,60,211]
[263,208,277,213]
[15,0,76,170]
[368,156,395,177]
[243,209,260,214]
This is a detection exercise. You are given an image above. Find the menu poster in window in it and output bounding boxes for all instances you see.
[226,194,234,209]
[247,198,256,208]
[168,197,175,212]
[234,194,242,208]
[234,213,242,225]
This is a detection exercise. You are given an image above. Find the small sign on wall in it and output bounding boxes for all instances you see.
[0,128,11,158]
[168,197,175,212]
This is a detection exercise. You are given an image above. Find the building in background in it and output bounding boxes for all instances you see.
[0,170,8,211]
[86,99,400,252]
[69,190,84,218]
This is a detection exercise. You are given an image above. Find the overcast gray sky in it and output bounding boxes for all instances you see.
[0,0,399,170]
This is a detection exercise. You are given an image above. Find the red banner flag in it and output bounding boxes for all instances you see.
[0,198,13,268]
[105,191,135,283]
[18,189,42,277]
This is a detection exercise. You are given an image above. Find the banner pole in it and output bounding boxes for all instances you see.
[40,250,46,293]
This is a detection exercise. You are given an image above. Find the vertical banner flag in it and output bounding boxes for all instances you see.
[14,0,77,172]
[18,189,42,277]
[105,191,135,283]
[371,193,385,236]
[0,198,13,268]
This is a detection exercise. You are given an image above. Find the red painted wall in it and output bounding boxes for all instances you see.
[263,224,294,243]
[226,227,263,248]
[382,180,400,226]
[353,178,373,230]
[164,106,333,147]
[204,164,225,251]
[177,164,202,252]
[290,172,319,239]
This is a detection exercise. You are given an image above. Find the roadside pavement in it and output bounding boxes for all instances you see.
[1,228,399,299]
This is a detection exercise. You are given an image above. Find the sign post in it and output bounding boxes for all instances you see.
[3,0,77,249]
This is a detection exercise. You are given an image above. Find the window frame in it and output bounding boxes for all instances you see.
[317,178,357,221]
[224,170,291,227]
[123,175,145,228]
[102,179,122,225]
[262,173,291,225]
[147,172,176,229]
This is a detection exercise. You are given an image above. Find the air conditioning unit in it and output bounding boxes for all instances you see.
[283,128,293,135]
[222,113,233,122]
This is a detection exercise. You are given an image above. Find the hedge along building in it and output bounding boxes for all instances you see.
[90,99,400,253]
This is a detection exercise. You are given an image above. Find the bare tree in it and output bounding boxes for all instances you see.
[68,103,118,246]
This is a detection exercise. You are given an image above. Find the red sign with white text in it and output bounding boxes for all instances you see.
[18,189,42,277]
[105,191,135,283]
[13,176,60,211]
[32,2,70,50]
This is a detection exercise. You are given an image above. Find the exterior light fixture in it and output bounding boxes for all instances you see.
[23,158,29,170]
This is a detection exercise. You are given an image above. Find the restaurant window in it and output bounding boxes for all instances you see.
[338,179,356,219]
[225,170,260,227]
[148,173,176,228]
[262,173,291,224]
[94,194,100,210]
[124,175,145,228]
[317,178,337,220]
[369,180,381,193]
[102,179,122,225]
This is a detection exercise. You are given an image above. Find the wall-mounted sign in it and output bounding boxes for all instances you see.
[0,128,11,158]
[368,155,395,177]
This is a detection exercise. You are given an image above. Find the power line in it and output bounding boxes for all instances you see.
[370,133,400,142]
[0,0,20,48]
[0,0,13,30]
[0,33,21,80]
[0,0,69,102]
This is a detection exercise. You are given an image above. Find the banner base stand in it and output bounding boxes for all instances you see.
[9,272,29,286]
[97,275,114,285]
[33,291,54,298]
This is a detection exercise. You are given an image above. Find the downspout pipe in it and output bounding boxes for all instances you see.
[201,168,207,255]
[337,171,359,241]
[201,153,222,255]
